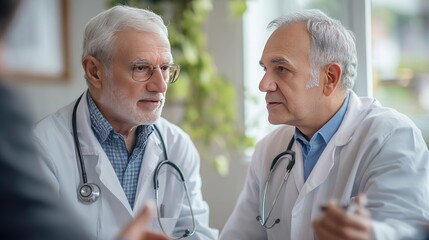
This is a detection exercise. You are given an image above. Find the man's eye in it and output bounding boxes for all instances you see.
[133,65,151,72]
[276,66,288,73]
[160,65,171,71]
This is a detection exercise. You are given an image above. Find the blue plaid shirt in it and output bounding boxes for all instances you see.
[87,93,153,208]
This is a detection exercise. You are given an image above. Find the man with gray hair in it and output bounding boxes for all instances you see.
[33,5,217,240]
[220,9,429,240]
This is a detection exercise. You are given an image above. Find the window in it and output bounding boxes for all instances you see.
[372,0,429,146]
[299,0,342,19]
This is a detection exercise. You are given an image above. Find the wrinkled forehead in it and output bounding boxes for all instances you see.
[113,29,173,63]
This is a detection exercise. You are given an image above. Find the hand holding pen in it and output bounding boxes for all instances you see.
[312,193,373,240]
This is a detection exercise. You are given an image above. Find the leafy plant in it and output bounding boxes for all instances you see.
[110,0,254,175]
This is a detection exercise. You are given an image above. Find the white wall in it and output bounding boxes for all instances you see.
[202,0,248,231]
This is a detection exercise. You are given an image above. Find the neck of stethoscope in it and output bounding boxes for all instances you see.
[285,137,295,171]
[72,93,169,183]
[269,136,295,171]
[73,93,170,181]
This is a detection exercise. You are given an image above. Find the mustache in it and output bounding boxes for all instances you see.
[265,94,283,104]
[139,94,165,102]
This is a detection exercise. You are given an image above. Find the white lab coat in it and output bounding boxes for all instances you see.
[220,91,429,240]
[33,92,218,240]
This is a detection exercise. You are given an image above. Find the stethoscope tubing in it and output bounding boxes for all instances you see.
[72,92,195,237]
[152,125,196,239]
[258,136,295,229]
[72,93,88,184]
[73,93,101,203]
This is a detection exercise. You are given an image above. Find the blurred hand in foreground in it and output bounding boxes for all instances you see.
[119,202,169,240]
[313,193,372,240]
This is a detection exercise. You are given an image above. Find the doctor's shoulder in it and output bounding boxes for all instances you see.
[358,102,423,138]
[249,125,295,171]
[33,101,75,142]
[154,117,195,146]
[253,125,295,153]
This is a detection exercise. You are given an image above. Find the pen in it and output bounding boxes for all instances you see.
[160,203,165,218]
[345,201,360,215]
[320,201,360,215]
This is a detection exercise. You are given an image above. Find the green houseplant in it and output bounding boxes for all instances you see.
[109,0,253,175]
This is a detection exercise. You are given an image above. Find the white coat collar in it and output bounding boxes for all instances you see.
[331,91,378,146]
[294,91,377,204]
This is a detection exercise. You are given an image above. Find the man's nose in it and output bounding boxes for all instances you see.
[259,74,277,92]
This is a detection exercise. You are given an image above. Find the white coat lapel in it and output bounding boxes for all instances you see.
[294,92,369,204]
[95,150,133,214]
[133,133,163,214]
[299,142,336,196]
[301,92,372,193]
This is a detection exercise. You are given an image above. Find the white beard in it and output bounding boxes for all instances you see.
[100,79,164,126]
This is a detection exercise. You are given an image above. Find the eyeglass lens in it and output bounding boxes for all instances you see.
[132,63,180,83]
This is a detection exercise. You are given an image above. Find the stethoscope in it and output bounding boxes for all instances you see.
[256,136,295,229]
[72,93,196,239]
[72,94,100,203]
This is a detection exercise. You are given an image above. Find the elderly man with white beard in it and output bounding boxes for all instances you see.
[33,5,218,240]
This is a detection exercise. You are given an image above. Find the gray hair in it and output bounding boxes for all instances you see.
[268,9,357,90]
[82,5,168,71]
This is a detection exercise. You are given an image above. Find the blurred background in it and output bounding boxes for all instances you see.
[4,0,429,232]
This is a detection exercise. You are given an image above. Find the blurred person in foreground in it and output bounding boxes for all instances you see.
[220,9,429,240]
[0,0,167,239]
[32,5,217,240]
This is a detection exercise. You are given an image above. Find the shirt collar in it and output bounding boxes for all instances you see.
[320,92,350,143]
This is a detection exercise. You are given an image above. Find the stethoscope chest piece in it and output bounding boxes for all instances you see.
[78,183,100,203]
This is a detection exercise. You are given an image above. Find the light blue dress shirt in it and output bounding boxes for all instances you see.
[296,93,350,181]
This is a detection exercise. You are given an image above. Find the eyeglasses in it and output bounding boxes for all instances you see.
[132,63,180,83]
[257,137,295,229]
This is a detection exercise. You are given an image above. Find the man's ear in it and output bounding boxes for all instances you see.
[82,55,104,89]
[322,62,342,96]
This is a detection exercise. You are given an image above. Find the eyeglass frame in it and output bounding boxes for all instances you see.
[257,136,295,229]
[131,61,181,84]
